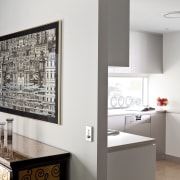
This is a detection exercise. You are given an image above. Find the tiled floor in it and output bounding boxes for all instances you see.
[156,160,180,180]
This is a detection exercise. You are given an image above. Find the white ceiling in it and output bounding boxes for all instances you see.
[130,0,180,34]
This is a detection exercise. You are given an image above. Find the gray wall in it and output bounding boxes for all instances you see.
[0,0,107,180]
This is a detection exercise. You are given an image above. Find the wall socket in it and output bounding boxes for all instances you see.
[85,126,93,142]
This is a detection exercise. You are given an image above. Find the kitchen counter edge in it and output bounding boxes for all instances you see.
[108,109,166,116]
[108,132,156,153]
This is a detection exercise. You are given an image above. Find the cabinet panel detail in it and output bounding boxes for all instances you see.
[0,165,10,180]
[19,164,60,180]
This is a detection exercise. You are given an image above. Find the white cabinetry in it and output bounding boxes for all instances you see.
[125,114,151,137]
[151,112,166,159]
[108,112,166,159]
[107,144,156,180]
[108,115,125,131]
[130,31,163,73]
[166,113,180,158]
[108,0,129,67]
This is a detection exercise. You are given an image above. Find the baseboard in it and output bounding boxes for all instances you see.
[165,154,180,163]
[156,153,166,160]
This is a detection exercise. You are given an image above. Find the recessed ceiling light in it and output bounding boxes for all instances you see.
[163,11,180,18]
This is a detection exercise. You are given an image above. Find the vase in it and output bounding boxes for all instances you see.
[157,106,166,112]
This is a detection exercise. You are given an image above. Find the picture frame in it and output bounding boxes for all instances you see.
[0,21,62,124]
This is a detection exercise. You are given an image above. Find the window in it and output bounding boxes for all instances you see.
[108,76,148,109]
[50,71,52,79]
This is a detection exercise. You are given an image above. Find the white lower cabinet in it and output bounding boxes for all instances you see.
[108,115,125,131]
[108,112,166,159]
[166,113,180,157]
[151,112,166,159]
[107,144,156,180]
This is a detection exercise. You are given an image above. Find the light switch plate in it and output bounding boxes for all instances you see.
[85,126,93,142]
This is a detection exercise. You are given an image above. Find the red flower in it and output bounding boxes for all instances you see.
[157,97,168,106]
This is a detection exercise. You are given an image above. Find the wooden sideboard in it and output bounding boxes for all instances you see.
[0,133,70,180]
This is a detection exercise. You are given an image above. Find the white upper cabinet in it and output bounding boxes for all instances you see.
[108,0,130,67]
[130,31,163,73]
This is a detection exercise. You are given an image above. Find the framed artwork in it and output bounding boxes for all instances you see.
[0,21,61,124]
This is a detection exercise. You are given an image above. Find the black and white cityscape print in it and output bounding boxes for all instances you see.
[0,22,59,123]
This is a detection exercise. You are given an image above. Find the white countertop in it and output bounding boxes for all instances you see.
[108,109,165,116]
[108,132,155,153]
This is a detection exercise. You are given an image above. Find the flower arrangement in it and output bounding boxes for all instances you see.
[156,97,168,106]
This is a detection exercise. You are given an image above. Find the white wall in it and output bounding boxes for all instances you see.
[0,0,107,180]
[149,32,180,157]
[149,32,180,112]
